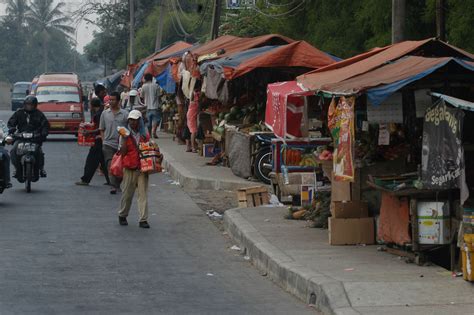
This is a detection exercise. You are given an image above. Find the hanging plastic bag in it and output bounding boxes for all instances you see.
[110,152,123,178]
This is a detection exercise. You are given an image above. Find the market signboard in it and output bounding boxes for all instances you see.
[328,96,355,182]
[422,100,466,198]
[226,0,256,9]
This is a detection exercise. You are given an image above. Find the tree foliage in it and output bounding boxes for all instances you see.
[85,0,474,73]
[0,0,87,83]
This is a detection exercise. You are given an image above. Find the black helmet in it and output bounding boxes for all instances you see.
[24,95,38,106]
[24,95,38,112]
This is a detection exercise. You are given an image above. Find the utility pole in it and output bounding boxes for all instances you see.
[210,0,222,40]
[155,0,165,51]
[129,0,135,64]
[436,0,446,41]
[391,0,406,44]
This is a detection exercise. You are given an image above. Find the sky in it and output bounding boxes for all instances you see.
[0,0,100,54]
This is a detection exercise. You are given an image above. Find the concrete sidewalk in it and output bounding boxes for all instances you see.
[224,207,474,315]
[157,132,253,191]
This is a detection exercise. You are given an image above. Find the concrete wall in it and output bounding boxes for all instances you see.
[0,81,12,110]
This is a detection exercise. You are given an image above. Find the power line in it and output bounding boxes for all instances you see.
[170,0,192,37]
[251,0,306,19]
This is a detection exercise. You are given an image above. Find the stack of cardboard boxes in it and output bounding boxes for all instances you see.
[328,176,375,245]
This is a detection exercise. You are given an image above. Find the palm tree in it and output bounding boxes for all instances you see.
[5,0,29,29]
[26,0,74,72]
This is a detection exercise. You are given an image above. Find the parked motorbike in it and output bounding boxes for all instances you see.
[253,133,276,184]
[0,121,12,194]
[9,132,42,193]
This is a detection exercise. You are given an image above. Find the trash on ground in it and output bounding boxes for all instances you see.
[230,245,241,251]
[262,194,284,207]
[344,268,355,271]
[206,210,223,219]
[169,180,180,186]
[244,255,250,261]
[264,219,271,222]
[206,273,214,277]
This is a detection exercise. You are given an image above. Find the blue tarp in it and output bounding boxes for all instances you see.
[367,58,474,106]
[200,45,279,74]
[155,64,176,94]
[132,61,149,88]
[431,92,474,111]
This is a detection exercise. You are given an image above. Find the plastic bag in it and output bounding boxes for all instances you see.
[110,152,123,178]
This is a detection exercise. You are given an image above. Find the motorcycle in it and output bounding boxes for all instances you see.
[9,132,42,193]
[0,121,12,194]
[252,133,276,185]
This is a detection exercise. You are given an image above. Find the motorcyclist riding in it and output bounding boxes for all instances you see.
[7,95,49,178]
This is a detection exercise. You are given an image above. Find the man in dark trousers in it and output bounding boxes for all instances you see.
[100,92,129,194]
[75,98,110,186]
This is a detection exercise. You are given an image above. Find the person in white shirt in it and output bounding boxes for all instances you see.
[140,73,163,138]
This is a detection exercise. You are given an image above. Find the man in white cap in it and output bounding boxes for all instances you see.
[118,110,151,228]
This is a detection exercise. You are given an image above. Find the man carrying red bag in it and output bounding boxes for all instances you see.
[117,110,156,229]
[75,98,110,186]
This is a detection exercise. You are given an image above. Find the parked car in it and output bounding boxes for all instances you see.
[11,81,31,111]
[34,72,85,135]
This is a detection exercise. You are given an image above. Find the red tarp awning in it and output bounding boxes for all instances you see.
[224,41,336,80]
[265,81,313,138]
[191,34,293,59]
[120,41,193,88]
[321,56,458,94]
[297,38,474,91]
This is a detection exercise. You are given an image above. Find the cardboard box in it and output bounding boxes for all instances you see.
[331,201,368,218]
[329,217,375,245]
[331,174,351,202]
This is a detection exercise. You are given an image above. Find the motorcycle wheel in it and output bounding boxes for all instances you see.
[25,163,32,193]
[254,148,272,185]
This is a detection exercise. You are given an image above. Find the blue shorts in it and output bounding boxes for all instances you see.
[146,109,161,128]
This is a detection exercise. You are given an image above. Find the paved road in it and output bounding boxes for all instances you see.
[0,111,314,314]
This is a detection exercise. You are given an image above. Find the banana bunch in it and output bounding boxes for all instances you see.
[299,155,318,167]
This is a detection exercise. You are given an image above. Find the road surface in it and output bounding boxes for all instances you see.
[0,111,314,314]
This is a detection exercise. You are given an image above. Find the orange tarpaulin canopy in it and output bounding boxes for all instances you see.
[191,34,293,60]
[297,38,474,92]
[143,41,192,63]
[222,41,336,80]
[120,41,193,88]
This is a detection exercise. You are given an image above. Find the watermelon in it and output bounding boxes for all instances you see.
[219,112,226,120]
[230,106,239,116]
[224,113,232,121]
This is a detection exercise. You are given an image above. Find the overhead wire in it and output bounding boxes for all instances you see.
[250,0,306,19]
[170,0,192,37]
[169,0,211,39]
[167,0,186,37]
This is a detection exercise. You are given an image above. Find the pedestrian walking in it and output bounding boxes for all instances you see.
[99,92,129,194]
[186,90,200,153]
[141,73,163,138]
[120,87,129,109]
[117,110,151,228]
[75,98,110,186]
[92,83,107,116]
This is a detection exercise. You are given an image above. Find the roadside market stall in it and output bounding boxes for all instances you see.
[140,35,338,183]
[290,38,474,271]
